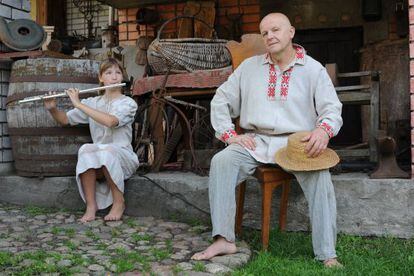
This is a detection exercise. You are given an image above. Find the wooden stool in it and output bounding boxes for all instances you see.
[235,165,293,250]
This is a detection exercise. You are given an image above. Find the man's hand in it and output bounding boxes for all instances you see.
[227,134,256,151]
[301,128,330,158]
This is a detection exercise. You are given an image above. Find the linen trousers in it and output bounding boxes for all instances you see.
[209,143,337,260]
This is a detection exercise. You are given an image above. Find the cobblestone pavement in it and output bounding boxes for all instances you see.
[0,203,251,275]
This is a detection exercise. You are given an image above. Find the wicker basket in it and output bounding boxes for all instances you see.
[147,16,231,75]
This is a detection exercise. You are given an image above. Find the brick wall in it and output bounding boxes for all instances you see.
[410,0,414,178]
[117,0,261,46]
[0,0,31,172]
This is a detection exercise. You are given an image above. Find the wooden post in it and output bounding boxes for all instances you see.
[35,0,47,25]
[325,63,339,86]
[370,71,380,162]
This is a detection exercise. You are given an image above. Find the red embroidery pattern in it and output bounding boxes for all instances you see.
[295,46,305,60]
[221,129,238,142]
[318,122,334,138]
[267,46,305,101]
[267,64,277,100]
[280,68,293,100]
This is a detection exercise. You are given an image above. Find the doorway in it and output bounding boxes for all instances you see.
[294,27,364,146]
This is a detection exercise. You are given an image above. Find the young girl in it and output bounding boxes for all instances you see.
[44,58,139,222]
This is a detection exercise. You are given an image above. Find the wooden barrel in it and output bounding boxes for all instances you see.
[6,58,99,177]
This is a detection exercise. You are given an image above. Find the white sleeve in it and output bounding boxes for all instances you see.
[110,97,138,128]
[210,64,244,142]
[314,68,343,138]
[66,97,93,125]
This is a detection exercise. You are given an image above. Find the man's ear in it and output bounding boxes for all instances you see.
[290,26,295,39]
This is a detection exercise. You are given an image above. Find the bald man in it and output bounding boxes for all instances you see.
[191,13,343,268]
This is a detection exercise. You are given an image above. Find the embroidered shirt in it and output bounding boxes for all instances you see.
[210,44,343,163]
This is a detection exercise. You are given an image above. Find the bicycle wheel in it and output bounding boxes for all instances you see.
[133,100,170,169]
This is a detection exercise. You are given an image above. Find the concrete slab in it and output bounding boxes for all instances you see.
[0,171,413,238]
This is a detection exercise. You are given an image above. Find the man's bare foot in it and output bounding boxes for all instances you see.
[323,258,343,268]
[79,205,98,223]
[104,201,125,221]
[191,237,237,260]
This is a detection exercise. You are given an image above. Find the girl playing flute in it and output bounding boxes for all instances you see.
[44,58,139,222]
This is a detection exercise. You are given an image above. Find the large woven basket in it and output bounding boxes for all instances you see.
[147,16,231,75]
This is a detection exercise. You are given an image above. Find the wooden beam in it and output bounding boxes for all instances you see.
[97,0,187,9]
[36,0,47,25]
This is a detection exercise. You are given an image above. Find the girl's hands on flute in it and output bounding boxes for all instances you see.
[66,88,81,108]
[44,91,57,110]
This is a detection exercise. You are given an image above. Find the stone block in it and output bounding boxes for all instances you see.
[0,162,13,173]
[2,123,8,135]
[1,84,9,96]
[2,136,10,148]
[2,0,21,9]
[0,96,5,109]
[0,4,12,18]
[0,110,6,123]
[1,70,10,82]
[2,148,13,162]
[21,0,30,11]
[12,8,30,20]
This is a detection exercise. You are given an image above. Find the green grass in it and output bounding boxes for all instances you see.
[24,206,53,216]
[111,251,150,273]
[64,228,75,238]
[150,247,171,261]
[193,261,206,272]
[0,250,87,275]
[131,233,153,243]
[85,229,100,241]
[125,218,138,227]
[233,229,414,275]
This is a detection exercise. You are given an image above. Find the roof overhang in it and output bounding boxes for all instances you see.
[97,0,186,9]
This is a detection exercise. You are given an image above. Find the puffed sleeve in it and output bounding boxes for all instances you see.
[66,97,93,125]
[314,68,343,138]
[210,63,244,143]
[111,97,138,128]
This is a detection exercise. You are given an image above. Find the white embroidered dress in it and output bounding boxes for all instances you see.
[66,95,139,209]
[211,45,343,163]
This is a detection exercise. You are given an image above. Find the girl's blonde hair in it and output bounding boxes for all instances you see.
[98,58,128,94]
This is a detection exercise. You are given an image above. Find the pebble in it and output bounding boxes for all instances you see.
[0,203,251,274]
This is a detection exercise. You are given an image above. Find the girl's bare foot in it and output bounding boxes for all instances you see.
[79,204,98,223]
[191,236,237,260]
[104,201,125,221]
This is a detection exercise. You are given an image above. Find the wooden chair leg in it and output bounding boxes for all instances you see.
[261,182,275,251]
[235,181,246,236]
[278,180,291,232]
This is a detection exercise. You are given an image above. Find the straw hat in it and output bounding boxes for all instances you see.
[275,131,340,171]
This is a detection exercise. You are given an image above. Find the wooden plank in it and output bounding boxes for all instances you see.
[335,84,371,92]
[0,50,43,61]
[337,71,372,78]
[336,149,370,157]
[167,89,216,97]
[337,92,371,104]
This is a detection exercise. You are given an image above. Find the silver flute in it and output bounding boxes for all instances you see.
[17,83,127,104]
